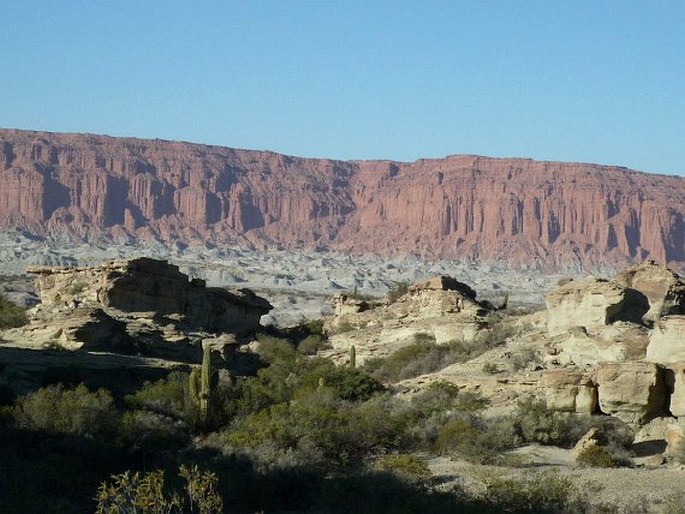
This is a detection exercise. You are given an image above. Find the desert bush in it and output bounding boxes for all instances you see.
[434,415,518,463]
[126,371,188,419]
[297,333,330,355]
[11,383,118,438]
[413,331,435,343]
[95,465,223,514]
[509,397,586,447]
[118,409,190,455]
[576,445,615,467]
[373,454,430,481]
[220,388,411,471]
[663,492,685,514]
[412,381,487,416]
[387,281,409,303]
[255,333,298,363]
[0,292,27,329]
[481,470,581,513]
[305,362,385,402]
[364,338,492,383]
[482,362,499,374]
[509,344,540,371]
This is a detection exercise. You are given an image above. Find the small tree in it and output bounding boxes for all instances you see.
[95,465,223,514]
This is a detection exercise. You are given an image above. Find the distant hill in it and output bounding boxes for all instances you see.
[1,129,683,271]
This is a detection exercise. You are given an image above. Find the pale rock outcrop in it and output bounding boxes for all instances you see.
[324,276,491,364]
[665,422,684,456]
[332,293,371,316]
[613,261,685,322]
[646,316,685,365]
[28,258,272,335]
[594,361,666,424]
[4,258,271,358]
[542,369,597,414]
[545,277,648,337]
[558,324,649,366]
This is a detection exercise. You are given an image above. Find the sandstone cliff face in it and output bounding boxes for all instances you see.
[1,129,684,270]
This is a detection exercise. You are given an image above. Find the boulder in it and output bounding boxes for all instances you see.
[572,428,600,458]
[646,316,685,365]
[665,422,684,456]
[594,361,667,424]
[545,277,648,337]
[613,261,685,322]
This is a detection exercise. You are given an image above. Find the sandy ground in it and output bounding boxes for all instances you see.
[427,447,685,513]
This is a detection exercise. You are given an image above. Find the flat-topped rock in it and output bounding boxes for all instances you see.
[545,277,648,337]
[28,257,272,335]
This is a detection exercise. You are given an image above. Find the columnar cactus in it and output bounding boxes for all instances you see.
[189,343,215,425]
[349,344,356,368]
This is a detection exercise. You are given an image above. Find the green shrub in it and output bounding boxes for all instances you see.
[297,334,330,355]
[482,362,499,374]
[364,338,492,383]
[373,454,430,481]
[126,371,187,419]
[576,445,615,467]
[11,383,118,438]
[434,415,517,463]
[305,363,385,402]
[255,334,298,363]
[481,470,581,513]
[412,381,487,416]
[510,397,585,447]
[413,332,435,343]
[0,292,27,329]
[220,389,411,471]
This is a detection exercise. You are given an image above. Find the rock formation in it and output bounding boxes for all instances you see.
[1,129,684,270]
[323,275,491,366]
[2,258,272,357]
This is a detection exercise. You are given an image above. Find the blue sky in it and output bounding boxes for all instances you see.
[1,1,683,175]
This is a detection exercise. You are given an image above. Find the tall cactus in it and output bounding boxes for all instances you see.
[349,344,356,368]
[189,343,214,425]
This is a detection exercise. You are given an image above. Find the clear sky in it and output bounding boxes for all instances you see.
[1,1,683,175]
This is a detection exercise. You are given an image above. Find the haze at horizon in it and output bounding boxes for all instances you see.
[1,1,683,176]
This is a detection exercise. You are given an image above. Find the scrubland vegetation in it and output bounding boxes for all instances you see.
[0,292,27,329]
[0,316,652,514]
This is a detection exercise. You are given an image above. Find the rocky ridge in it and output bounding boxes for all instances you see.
[2,258,271,364]
[326,260,685,447]
[1,129,684,270]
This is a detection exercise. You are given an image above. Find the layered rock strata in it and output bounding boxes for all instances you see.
[1,129,684,270]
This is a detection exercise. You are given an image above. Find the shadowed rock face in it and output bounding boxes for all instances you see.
[1,129,684,270]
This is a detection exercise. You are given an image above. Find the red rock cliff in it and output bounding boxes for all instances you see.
[1,129,683,270]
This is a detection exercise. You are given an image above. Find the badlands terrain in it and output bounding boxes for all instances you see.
[0,230,570,326]
[1,129,685,512]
